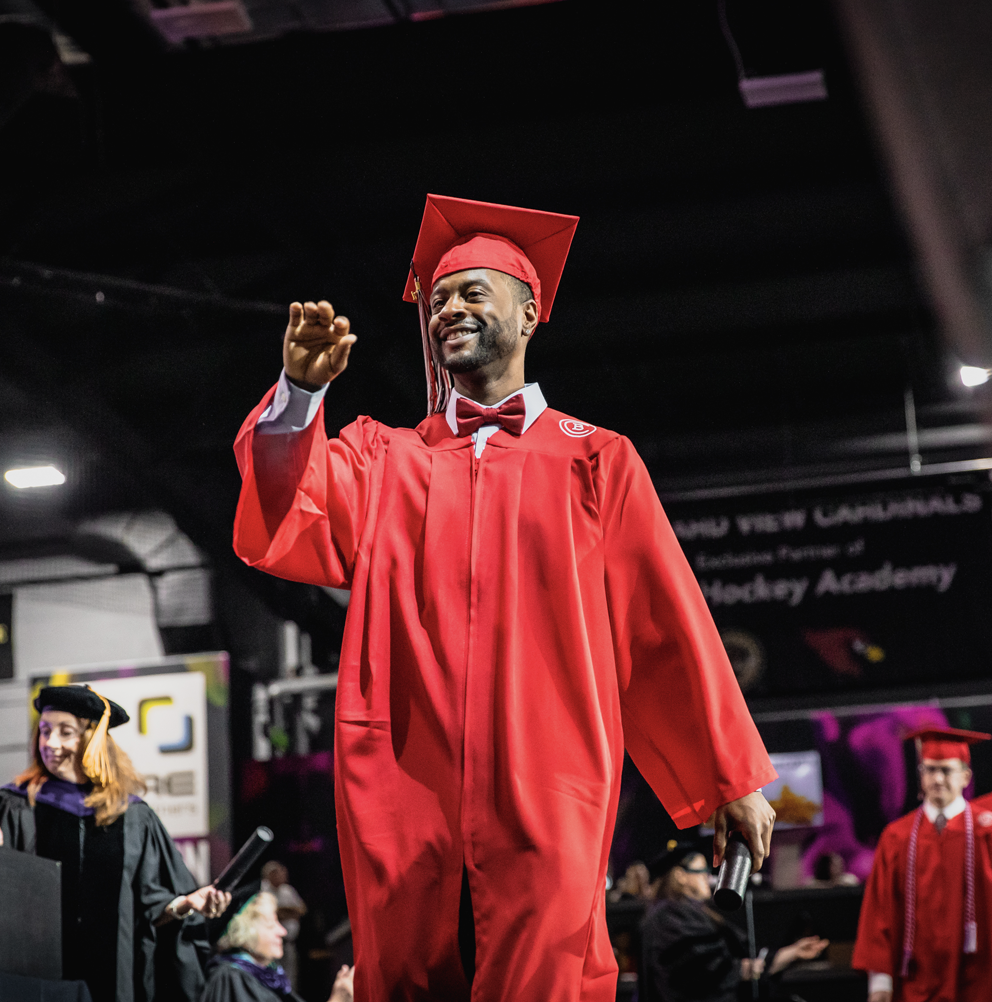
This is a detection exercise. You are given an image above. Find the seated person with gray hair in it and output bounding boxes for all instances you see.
[204,890,353,1002]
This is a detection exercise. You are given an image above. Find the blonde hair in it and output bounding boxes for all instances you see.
[16,695,146,826]
[216,892,278,954]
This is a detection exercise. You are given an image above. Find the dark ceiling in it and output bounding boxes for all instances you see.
[2,0,990,640]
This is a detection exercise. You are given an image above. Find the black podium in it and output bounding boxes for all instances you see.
[0,848,61,980]
[0,848,95,1000]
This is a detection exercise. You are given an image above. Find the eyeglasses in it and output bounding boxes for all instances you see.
[918,764,965,779]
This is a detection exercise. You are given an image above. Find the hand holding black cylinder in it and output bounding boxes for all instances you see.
[713,832,752,911]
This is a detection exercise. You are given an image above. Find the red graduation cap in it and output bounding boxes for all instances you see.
[403,194,580,416]
[403,194,579,324]
[905,726,991,764]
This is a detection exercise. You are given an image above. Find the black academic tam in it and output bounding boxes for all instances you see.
[34,685,129,727]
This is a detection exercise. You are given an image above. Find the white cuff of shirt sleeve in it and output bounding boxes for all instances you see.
[868,972,893,994]
[256,369,328,434]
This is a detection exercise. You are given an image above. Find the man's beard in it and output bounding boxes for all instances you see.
[433,316,516,374]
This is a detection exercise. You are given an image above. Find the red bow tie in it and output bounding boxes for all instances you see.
[455,395,527,437]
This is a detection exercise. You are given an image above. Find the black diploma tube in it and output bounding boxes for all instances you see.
[713,832,752,912]
[213,827,275,893]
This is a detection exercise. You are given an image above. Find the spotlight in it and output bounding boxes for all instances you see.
[4,465,66,488]
[960,366,991,387]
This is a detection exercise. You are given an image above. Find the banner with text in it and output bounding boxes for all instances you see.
[665,475,992,696]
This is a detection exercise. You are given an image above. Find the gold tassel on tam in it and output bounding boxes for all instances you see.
[81,692,113,787]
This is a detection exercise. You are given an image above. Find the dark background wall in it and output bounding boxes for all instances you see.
[5,0,989,645]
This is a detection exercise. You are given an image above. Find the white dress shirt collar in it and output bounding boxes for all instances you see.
[924,795,967,823]
[444,383,547,437]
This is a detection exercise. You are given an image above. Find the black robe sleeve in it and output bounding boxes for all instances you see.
[0,789,35,852]
[640,899,744,1002]
[124,802,206,1002]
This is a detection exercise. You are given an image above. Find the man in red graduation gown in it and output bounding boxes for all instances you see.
[232,194,777,1002]
[853,727,992,1002]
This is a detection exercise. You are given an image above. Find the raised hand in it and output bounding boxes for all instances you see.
[767,935,829,975]
[791,936,829,961]
[712,791,776,871]
[284,300,357,391]
[328,964,354,1002]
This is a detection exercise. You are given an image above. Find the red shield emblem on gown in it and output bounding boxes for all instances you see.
[559,419,596,438]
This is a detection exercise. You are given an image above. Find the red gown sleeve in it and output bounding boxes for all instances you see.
[852,826,900,976]
[597,436,776,828]
[232,384,378,588]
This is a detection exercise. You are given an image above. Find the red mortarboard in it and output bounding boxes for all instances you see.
[905,726,991,764]
[403,194,579,324]
[404,194,579,416]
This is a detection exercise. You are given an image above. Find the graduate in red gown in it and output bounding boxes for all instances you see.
[853,727,992,1002]
[232,195,777,1002]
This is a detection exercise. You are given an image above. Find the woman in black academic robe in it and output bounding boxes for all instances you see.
[639,843,828,1002]
[204,891,353,1002]
[0,684,230,1002]
[640,846,746,1002]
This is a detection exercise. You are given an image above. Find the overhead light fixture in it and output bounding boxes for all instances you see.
[4,465,66,489]
[149,1,252,43]
[738,70,828,109]
[960,366,991,387]
[718,0,828,109]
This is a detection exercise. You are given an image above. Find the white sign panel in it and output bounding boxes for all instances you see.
[91,672,209,838]
[761,750,825,829]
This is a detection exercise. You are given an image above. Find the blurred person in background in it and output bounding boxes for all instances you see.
[640,842,828,1002]
[204,891,353,1002]
[853,727,992,1002]
[261,861,307,989]
[0,684,230,1002]
[806,851,859,888]
[608,860,657,903]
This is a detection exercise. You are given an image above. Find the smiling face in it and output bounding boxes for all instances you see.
[920,757,971,810]
[427,268,536,376]
[250,899,288,964]
[38,710,89,784]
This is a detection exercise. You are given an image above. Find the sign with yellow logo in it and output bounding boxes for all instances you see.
[81,671,209,838]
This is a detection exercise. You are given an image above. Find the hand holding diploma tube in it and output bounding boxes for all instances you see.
[711,791,776,871]
[714,832,752,911]
[711,790,775,913]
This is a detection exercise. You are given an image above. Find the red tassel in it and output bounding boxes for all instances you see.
[412,267,451,416]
